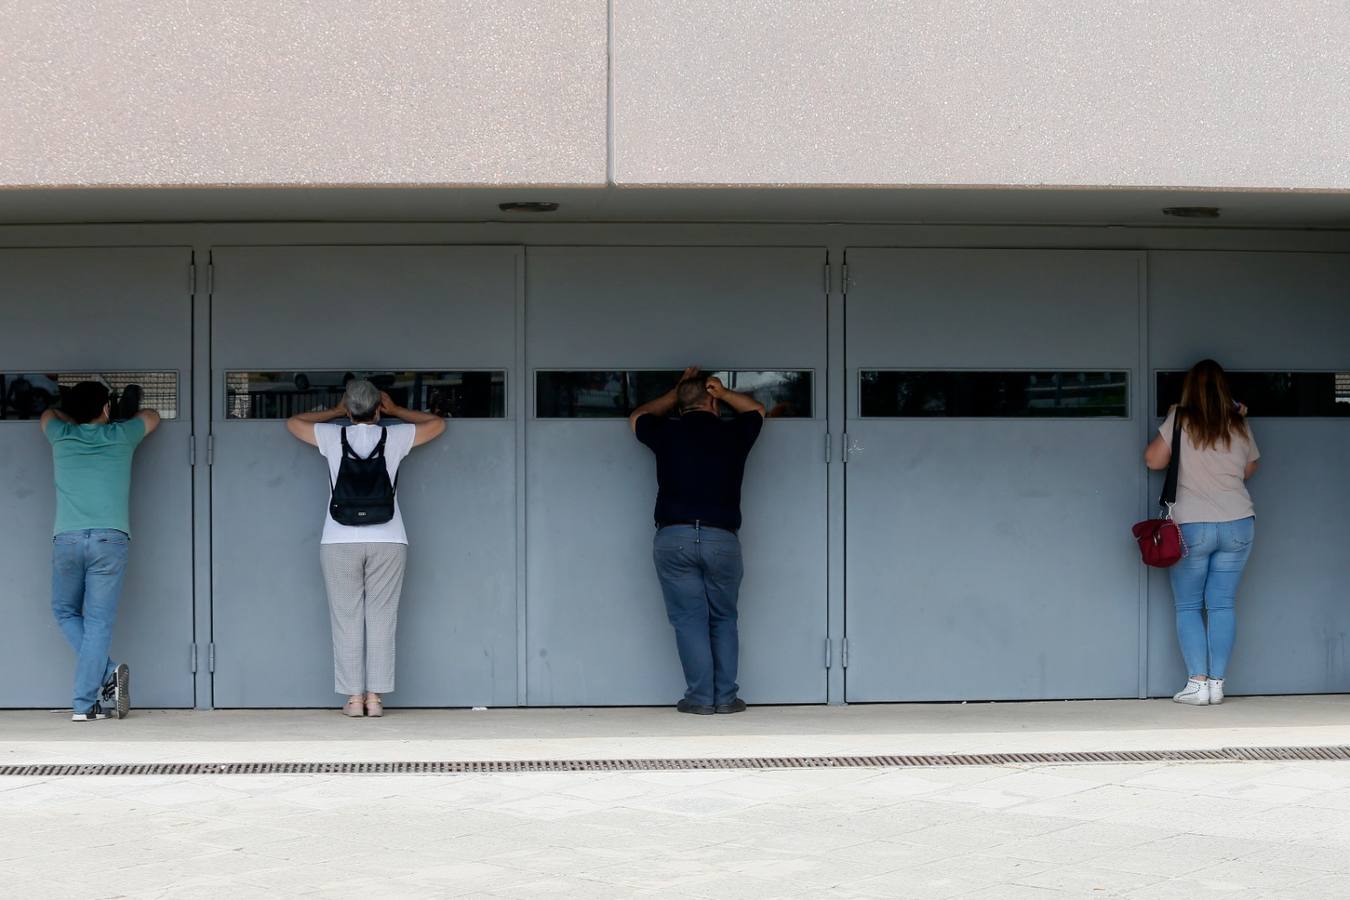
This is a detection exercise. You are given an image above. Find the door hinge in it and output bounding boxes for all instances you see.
[206,434,215,466]
[206,261,214,295]
[824,431,832,464]
[189,263,196,294]
[823,262,831,294]
[189,434,196,467]
[190,642,198,674]
[841,638,850,668]
[841,263,849,293]
[842,431,849,464]
[824,638,832,669]
[208,643,216,673]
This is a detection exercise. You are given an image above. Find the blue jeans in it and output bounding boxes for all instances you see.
[1168,517,1255,680]
[653,524,744,707]
[52,529,128,711]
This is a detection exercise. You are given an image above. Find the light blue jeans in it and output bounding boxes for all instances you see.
[1167,517,1255,680]
[52,529,128,711]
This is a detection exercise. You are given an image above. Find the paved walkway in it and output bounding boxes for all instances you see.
[4,698,1350,899]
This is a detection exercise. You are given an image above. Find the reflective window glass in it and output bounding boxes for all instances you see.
[0,371,179,420]
[226,371,505,419]
[860,371,1129,418]
[536,370,813,418]
[1156,371,1350,417]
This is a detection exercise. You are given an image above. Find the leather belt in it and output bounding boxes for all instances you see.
[656,519,737,535]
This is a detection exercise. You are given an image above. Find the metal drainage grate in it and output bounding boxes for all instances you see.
[3,746,1350,777]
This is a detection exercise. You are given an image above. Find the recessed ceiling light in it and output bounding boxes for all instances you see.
[1162,206,1221,219]
[498,201,560,213]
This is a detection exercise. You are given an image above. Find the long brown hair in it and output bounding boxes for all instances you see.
[1177,359,1248,450]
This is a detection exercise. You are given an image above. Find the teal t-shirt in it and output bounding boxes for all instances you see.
[45,418,148,537]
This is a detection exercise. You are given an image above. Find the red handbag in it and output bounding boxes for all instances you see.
[1133,414,1188,568]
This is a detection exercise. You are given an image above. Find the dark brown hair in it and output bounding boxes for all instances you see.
[1178,359,1248,450]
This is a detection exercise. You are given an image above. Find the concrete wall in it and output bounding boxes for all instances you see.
[1,1,1348,191]
[614,0,1350,189]
[0,1,608,187]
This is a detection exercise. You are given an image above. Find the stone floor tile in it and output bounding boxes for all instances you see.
[487,791,611,821]
[897,820,1040,851]
[979,831,1121,865]
[904,852,1054,887]
[1015,863,1167,895]
[835,801,984,839]
[1238,842,1350,874]
[1089,838,1228,880]
[722,821,878,855]
[846,866,991,900]
[959,884,1076,898]
[828,838,961,869]
[1120,878,1268,899]
[1286,873,1350,899]
[1181,857,1324,893]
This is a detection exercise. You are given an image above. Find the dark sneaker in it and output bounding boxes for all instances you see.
[676,698,715,716]
[72,705,111,722]
[102,664,130,719]
[715,698,747,714]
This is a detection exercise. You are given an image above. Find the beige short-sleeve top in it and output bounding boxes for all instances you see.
[1160,409,1260,525]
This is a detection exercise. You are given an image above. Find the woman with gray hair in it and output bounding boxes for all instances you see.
[286,378,445,716]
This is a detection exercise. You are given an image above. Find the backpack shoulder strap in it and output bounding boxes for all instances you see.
[370,426,388,459]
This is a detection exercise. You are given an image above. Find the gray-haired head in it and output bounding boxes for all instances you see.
[343,378,381,422]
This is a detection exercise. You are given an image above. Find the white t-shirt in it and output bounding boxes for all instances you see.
[315,423,417,544]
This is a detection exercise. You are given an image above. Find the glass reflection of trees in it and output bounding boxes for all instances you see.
[0,372,178,420]
[536,370,814,418]
[1156,371,1350,417]
[860,371,1129,418]
[225,371,505,419]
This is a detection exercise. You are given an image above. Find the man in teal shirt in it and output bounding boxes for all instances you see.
[41,381,160,721]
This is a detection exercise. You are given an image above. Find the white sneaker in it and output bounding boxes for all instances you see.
[1173,679,1210,706]
[1208,679,1225,704]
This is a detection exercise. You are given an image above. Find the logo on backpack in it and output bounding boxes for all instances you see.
[329,427,396,526]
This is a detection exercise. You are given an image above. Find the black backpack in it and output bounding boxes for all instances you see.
[329,427,396,526]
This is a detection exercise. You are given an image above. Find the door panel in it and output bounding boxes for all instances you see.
[210,246,519,707]
[844,249,1144,701]
[1146,251,1350,696]
[525,247,829,705]
[0,247,195,708]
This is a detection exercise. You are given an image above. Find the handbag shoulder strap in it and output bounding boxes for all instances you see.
[1159,410,1182,509]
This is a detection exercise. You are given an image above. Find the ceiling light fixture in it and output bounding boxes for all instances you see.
[1162,206,1221,219]
[498,201,560,213]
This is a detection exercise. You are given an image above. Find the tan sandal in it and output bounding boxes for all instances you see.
[364,694,384,717]
[342,695,365,717]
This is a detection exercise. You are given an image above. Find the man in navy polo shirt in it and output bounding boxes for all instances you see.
[631,367,765,715]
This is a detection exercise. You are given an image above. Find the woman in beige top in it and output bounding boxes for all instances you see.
[1145,360,1260,706]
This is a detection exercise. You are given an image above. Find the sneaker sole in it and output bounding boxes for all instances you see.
[114,664,130,719]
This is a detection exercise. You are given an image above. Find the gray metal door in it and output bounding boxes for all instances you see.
[0,247,195,708]
[525,247,829,705]
[210,246,519,707]
[1146,251,1350,695]
[844,249,1145,701]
